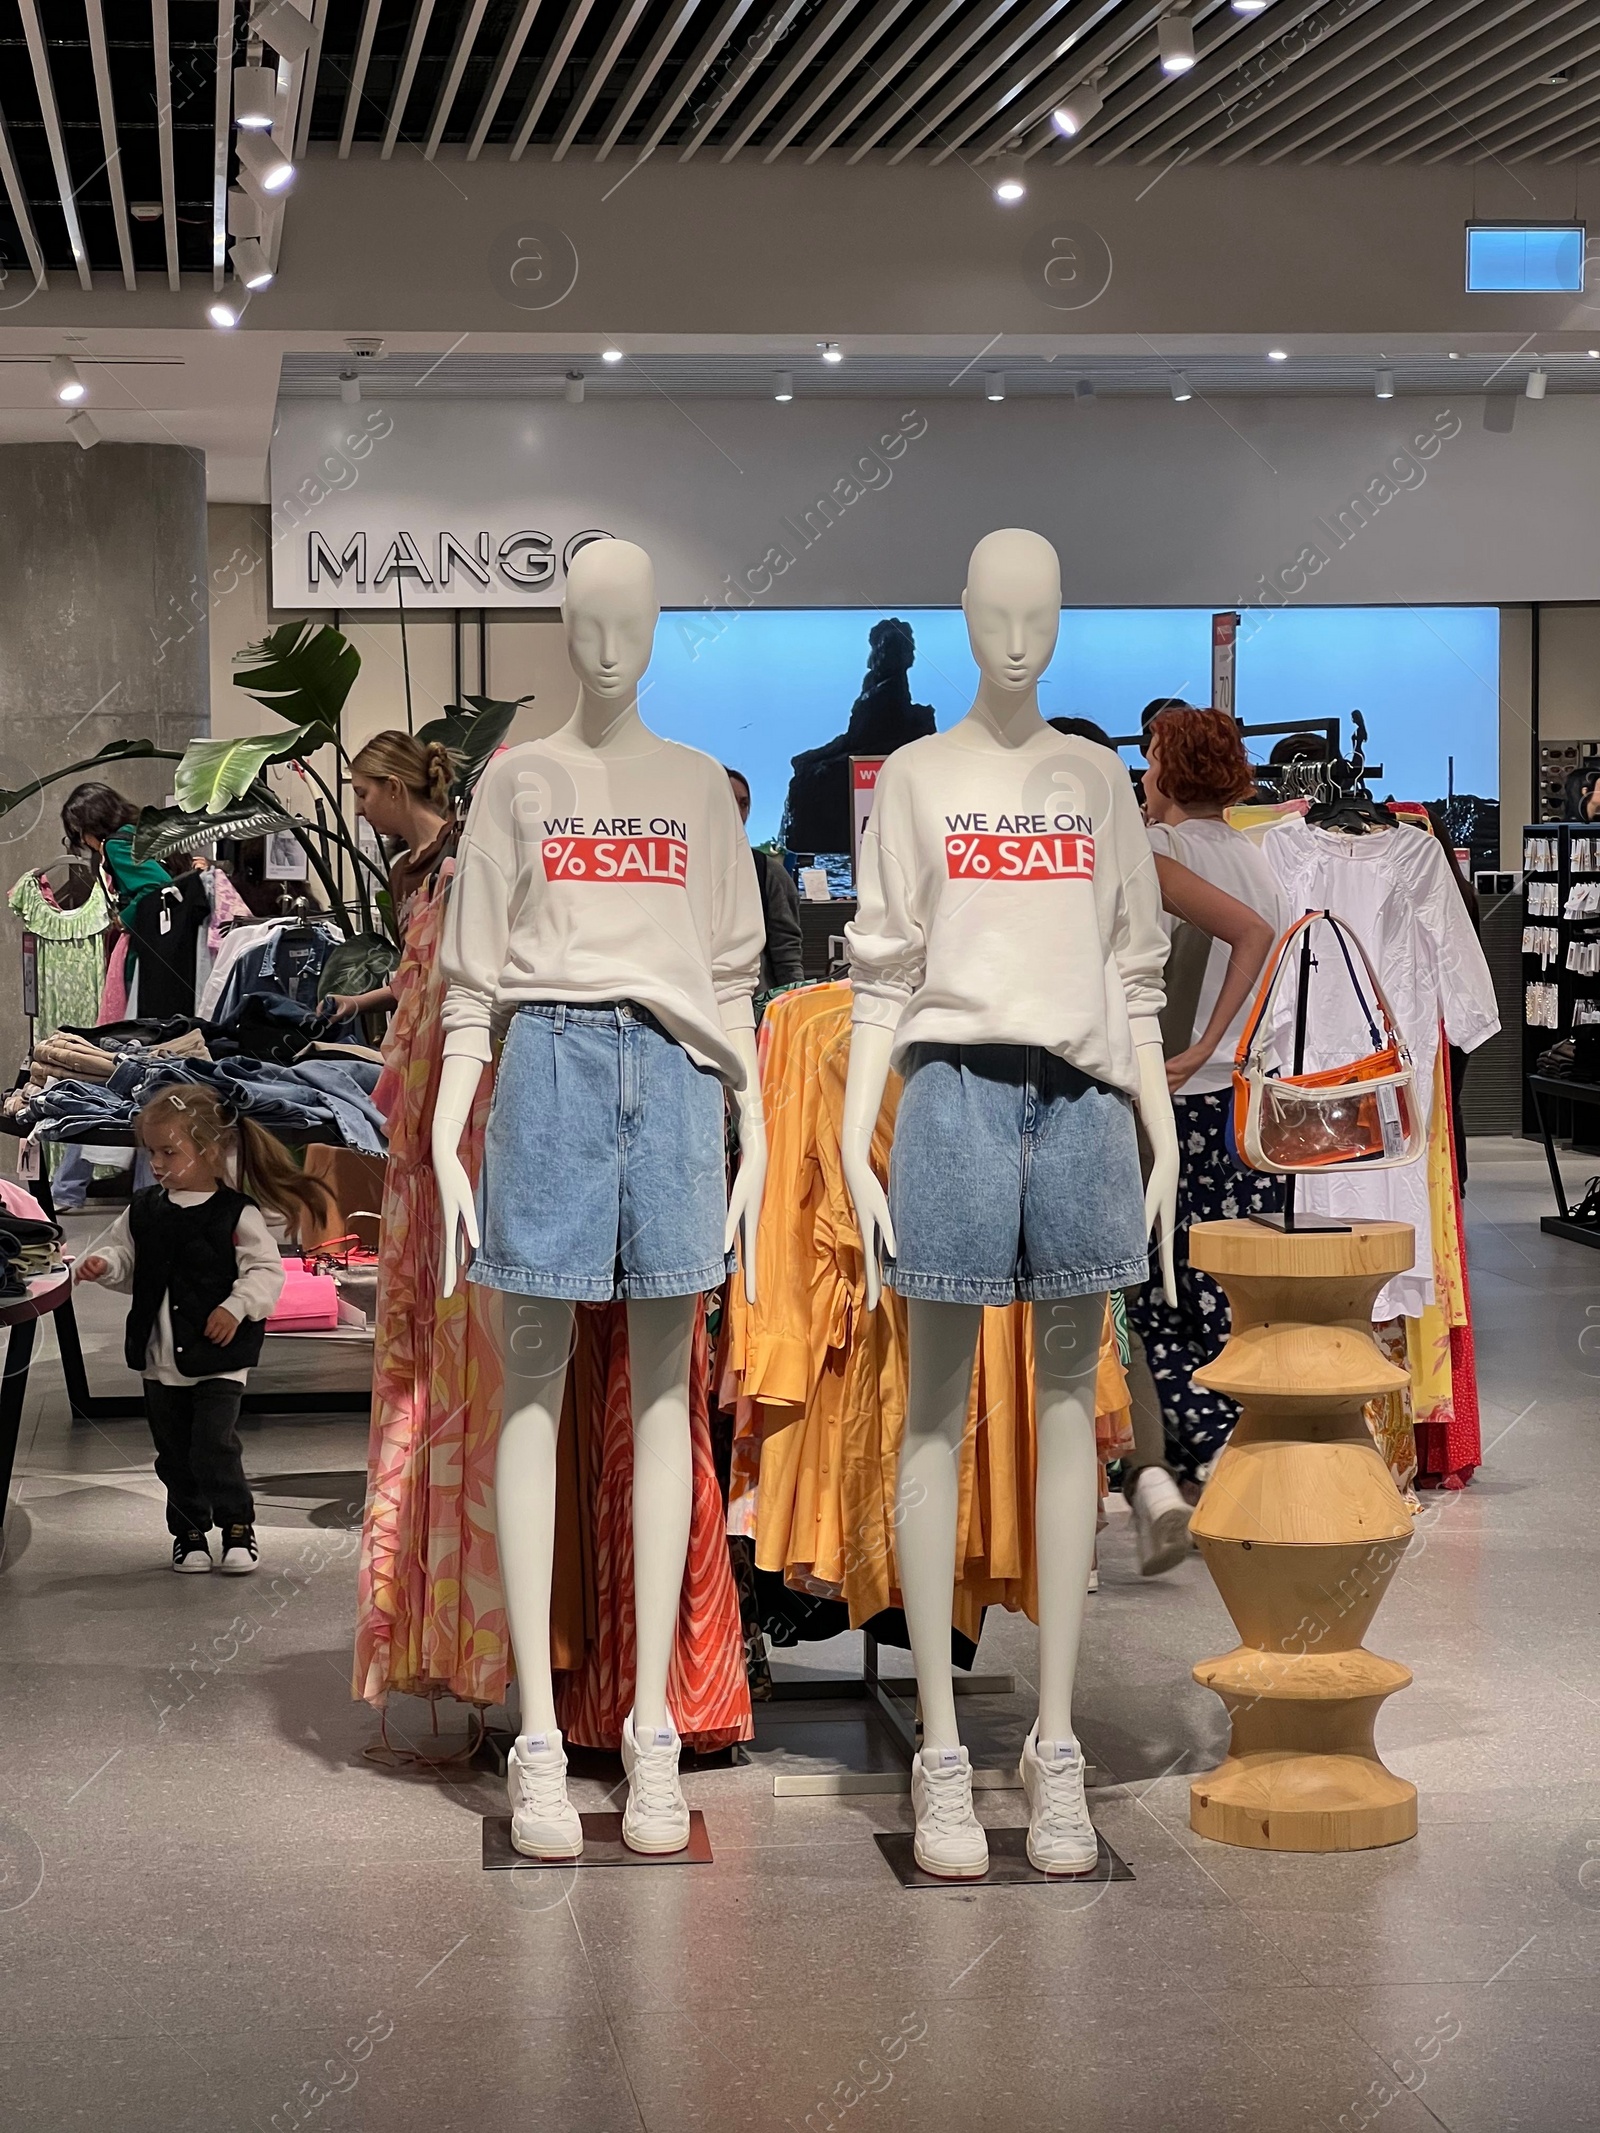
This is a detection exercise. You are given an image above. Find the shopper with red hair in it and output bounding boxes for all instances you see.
[1126,709,1288,1544]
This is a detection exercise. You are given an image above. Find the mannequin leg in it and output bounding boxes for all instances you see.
[496,1295,575,1737]
[898,1299,984,1752]
[626,1294,697,1734]
[1032,1294,1107,1744]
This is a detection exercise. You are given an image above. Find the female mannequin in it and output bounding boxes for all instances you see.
[842,528,1178,1879]
[431,538,766,1859]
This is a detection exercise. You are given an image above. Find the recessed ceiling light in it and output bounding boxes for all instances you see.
[129,201,162,223]
[1231,0,1268,11]
[1543,69,1571,85]
[1375,369,1394,399]
[1589,350,1600,358]
[231,236,273,289]
[235,129,295,194]
[991,154,1027,204]
[1158,13,1197,73]
[818,342,843,364]
[1052,74,1105,136]
[1266,348,1289,361]
[1448,351,1461,360]
[985,373,1005,402]
[1170,372,1193,402]
[209,298,241,329]
[774,372,793,401]
[47,356,85,404]
[601,347,623,363]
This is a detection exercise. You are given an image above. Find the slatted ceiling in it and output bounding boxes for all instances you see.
[1459,50,1600,165]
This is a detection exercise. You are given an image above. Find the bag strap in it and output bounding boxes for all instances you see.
[1233,911,1404,1073]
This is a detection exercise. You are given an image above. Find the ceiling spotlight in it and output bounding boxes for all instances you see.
[601,347,623,364]
[1526,368,1548,400]
[1375,368,1394,399]
[129,200,162,223]
[774,371,793,401]
[227,186,261,240]
[209,298,241,329]
[233,59,276,129]
[1158,13,1197,73]
[339,370,360,405]
[250,0,314,62]
[231,236,273,289]
[564,370,585,404]
[1589,350,1600,358]
[991,153,1027,204]
[1231,0,1269,11]
[1170,372,1192,402]
[1266,347,1288,361]
[1448,350,1461,360]
[235,128,296,195]
[1543,69,1570,86]
[818,341,843,364]
[47,356,86,404]
[985,373,1005,402]
[1075,377,1096,403]
[1052,72,1105,136]
[66,410,100,451]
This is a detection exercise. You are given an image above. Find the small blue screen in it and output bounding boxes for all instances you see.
[1466,225,1584,293]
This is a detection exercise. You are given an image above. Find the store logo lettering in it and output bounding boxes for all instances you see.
[307,526,611,595]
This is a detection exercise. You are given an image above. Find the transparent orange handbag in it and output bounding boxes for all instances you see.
[1231,911,1425,1175]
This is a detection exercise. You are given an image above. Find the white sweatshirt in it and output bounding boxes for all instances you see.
[440,730,764,1088]
[846,722,1168,1096]
[85,1191,287,1387]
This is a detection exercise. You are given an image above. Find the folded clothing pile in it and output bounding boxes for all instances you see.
[11,1050,387,1154]
[0,1215,64,1299]
[26,1022,211,1088]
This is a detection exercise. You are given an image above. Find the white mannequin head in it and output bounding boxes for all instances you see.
[961,529,1061,693]
[563,537,658,702]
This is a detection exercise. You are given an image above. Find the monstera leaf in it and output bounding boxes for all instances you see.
[131,798,296,865]
[0,738,176,823]
[318,930,399,1002]
[173,734,304,815]
[417,695,525,800]
[233,620,358,740]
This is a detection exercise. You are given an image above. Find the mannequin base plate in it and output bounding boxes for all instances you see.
[873,1827,1132,1889]
[481,1812,714,1869]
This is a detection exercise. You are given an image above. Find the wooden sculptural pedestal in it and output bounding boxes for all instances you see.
[1186,1219,1419,1853]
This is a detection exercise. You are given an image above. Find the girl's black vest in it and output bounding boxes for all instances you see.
[124,1187,268,1378]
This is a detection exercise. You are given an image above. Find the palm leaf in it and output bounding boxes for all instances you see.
[233,620,360,735]
[0,738,176,824]
[417,694,525,800]
[173,734,306,815]
[132,799,296,864]
[319,931,399,1001]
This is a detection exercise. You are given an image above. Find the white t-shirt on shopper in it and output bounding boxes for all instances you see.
[440,729,764,1088]
[1146,815,1287,1096]
[846,721,1168,1099]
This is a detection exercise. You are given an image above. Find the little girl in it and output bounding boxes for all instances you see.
[75,1087,335,1574]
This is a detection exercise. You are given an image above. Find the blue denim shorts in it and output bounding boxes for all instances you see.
[470,1002,731,1304]
[887,1044,1149,1305]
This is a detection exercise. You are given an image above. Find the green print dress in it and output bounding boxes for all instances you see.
[8,871,111,1037]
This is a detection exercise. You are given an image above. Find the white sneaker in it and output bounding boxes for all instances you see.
[1131,1467,1192,1578]
[621,1711,691,1854]
[1020,1725,1098,1875]
[910,1745,989,1879]
[507,1730,583,1860]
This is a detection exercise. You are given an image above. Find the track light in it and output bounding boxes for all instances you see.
[991,154,1026,204]
[1170,372,1192,402]
[48,356,85,404]
[233,61,276,128]
[985,373,1005,402]
[774,371,793,401]
[1158,13,1196,73]
[1526,368,1548,400]
[1266,347,1288,362]
[1052,73,1105,136]
[67,410,100,450]
[209,298,241,329]
[231,236,273,289]
[235,128,296,195]
[1375,368,1394,400]
[1075,377,1095,403]
[601,347,623,363]
[564,371,585,405]
[818,342,842,364]
[250,1,314,62]
[339,370,360,405]
[227,187,261,240]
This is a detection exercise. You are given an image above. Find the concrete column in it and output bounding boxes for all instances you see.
[0,442,209,1069]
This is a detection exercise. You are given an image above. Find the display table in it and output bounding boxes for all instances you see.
[1527,1073,1600,1248]
[0,1269,74,1536]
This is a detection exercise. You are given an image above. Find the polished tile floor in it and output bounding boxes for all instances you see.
[1,1138,1596,2131]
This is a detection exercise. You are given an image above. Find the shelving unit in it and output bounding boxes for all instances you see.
[1520,822,1600,1138]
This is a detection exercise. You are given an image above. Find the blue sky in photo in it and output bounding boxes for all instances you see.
[639,604,1500,846]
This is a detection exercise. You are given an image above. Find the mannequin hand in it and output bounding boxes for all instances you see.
[723,1023,766,1305]
[431,1050,485,1298]
[1133,1024,1179,1309]
[840,1021,897,1312]
[844,1152,897,1313]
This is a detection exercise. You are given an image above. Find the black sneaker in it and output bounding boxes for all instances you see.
[172,1530,212,1574]
[218,1523,258,1575]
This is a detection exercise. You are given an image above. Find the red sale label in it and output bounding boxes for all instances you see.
[543,836,689,883]
[944,832,1095,881]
